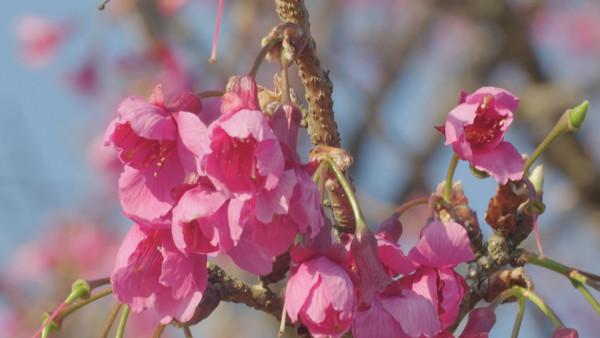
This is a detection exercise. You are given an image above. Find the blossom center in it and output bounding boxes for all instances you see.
[131,232,163,278]
[115,122,175,175]
[213,136,261,188]
[463,96,505,148]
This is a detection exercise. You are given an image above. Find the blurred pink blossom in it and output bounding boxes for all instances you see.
[531,4,600,54]
[157,0,190,16]
[14,14,70,68]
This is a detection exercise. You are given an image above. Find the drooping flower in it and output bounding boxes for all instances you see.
[201,76,285,198]
[105,85,206,225]
[198,77,317,268]
[250,103,326,256]
[285,243,355,338]
[111,224,207,324]
[352,283,441,338]
[376,233,416,278]
[375,215,416,278]
[436,87,524,184]
[401,220,475,330]
[345,220,439,337]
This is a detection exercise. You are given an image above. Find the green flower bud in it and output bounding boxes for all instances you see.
[529,165,544,196]
[567,100,588,131]
[67,279,91,303]
[469,164,490,179]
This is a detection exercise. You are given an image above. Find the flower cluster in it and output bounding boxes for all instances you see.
[103,81,545,336]
[105,76,326,324]
[283,214,475,337]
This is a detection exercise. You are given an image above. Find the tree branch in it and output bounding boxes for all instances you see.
[208,262,284,320]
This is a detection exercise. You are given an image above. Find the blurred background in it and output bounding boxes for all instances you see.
[1,0,599,337]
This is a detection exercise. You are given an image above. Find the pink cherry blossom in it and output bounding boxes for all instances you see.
[171,178,232,255]
[226,224,275,275]
[111,223,207,324]
[246,103,326,257]
[347,226,393,308]
[376,234,416,278]
[344,220,440,337]
[352,284,441,338]
[402,221,475,330]
[198,77,319,267]
[285,243,355,338]
[14,14,70,68]
[436,86,524,184]
[202,77,285,197]
[105,85,206,225]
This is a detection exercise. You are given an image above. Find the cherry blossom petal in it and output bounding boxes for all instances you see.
[471,141,525,184]
[409,220,475,268]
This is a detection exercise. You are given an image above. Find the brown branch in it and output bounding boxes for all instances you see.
[274,0,339,148]
[207,262,284,320]
[274,0,356,233]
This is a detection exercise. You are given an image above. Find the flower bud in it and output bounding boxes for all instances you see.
[375,213,403,242]
[469,164,490,179]
[351,225,392,308]
[567,100,588,131]
[529,165,544,197]
[458,307,496,338]
[552,327,579,338]
[68,279,91,302]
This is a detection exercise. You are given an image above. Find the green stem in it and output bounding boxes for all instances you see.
[55,287,113,322]
[313,161,328,204]
[511,293,526,338]
[571,280,600,317]
[395,197,429,217]
[526,252,600,291]
[516,286,563,328]
[116,305,130,338]
[326,157,367,231]
[489,287,520,310]
[100,303,123,338]
[196,90,226,99]
[444,153,460,203]
[280,52,291,104]
[524,115,568,173]
[247,40,279,77]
